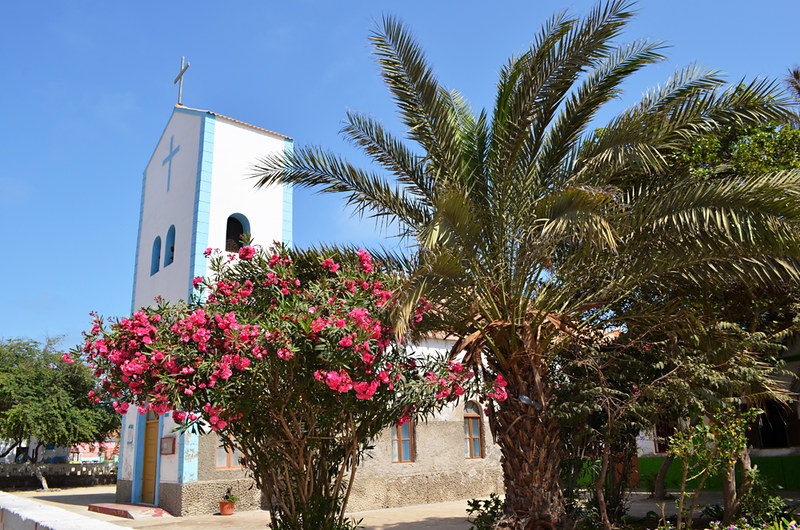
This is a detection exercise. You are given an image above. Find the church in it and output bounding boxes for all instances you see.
[115,102,503,516]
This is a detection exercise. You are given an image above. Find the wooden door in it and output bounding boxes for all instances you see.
[141,413,159,504]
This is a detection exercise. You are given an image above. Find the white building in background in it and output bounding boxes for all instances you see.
[117,105,501,516]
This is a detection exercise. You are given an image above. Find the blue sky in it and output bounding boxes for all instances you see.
[1,1,799,348]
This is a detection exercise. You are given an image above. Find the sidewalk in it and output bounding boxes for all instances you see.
[10,486,471,529]
[9,486,800,529]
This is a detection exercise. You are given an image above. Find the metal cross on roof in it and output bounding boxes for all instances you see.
[174,56,190,106]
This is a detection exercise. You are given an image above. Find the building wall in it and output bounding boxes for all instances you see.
[348,401,503,511]
[205,117,286,255]
[133,110,202,311]
[118,409,136,482]
[122,107,291,513]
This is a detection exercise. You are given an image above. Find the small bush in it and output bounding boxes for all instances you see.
[739,470,787,525]
[467,494,503,530]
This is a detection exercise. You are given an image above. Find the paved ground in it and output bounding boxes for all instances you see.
[8,485,800,529]
[10,485,471,529]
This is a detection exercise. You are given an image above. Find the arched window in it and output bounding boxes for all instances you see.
[464,401,483,458]
[150,236,161,276]
[392,421,414,463]
[225,214,250,252]
[164,225,175,267]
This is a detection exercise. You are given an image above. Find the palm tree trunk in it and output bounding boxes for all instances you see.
[493,361,568,530]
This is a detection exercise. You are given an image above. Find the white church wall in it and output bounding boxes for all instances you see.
[205,118,286,257]
[119,408,138,481]
[133,110,202,311]
[157,414,180,484]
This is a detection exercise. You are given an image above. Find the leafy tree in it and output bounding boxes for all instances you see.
[253,2,800,528]
[70,245,497,529]
[0,337,118,488]
[652,119,800,524]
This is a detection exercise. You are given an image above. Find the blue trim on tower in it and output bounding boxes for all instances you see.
[132,412,146,503]
[282,139,294,247]
[188,114,215,299]
[177,430,185,485]
[131,170,147,314]
[182,428,199,483]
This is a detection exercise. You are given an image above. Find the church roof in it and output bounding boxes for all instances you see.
[176,105,292,141]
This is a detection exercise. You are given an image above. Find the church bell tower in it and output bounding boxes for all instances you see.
[131,105,293,312]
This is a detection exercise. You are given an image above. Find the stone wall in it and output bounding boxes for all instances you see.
[159,478,263,516]
[347,401,503,511]
[117,477,262,517]
[117,402,502,516]
[0,462,117,490]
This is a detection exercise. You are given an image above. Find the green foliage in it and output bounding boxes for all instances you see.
[0,338,118,461]
[252,2,800,526]
[466,494,503,530]
[675,125,800,179]
[669,408,761,480]
[707,518,798,530]
[73,245,456,530]
[222,488,239,504]
[739,469,787,525]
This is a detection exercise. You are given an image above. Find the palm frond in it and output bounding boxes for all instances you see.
[370,16,465,178]
[340,111,430,201]
[253,147,428,235]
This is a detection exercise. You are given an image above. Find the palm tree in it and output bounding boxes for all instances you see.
[255,2,800,527]
[786,66,800,127]
[787,66,800,102]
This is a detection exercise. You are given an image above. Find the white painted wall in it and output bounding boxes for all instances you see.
[158,414,180,484]
[0,491,126,530]
[205,117,286,258]
[127,109,289,494]
[119,408,138,481]
[133,110,202,311]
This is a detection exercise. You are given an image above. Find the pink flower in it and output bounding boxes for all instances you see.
[193,276,204,289]
[354,380,379,399]
[357,249,374,273]
[61,353,74,364]
[339,336,353,348]
[238,245,256,260]
[204,248,213,257]
[322,258,340,273]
